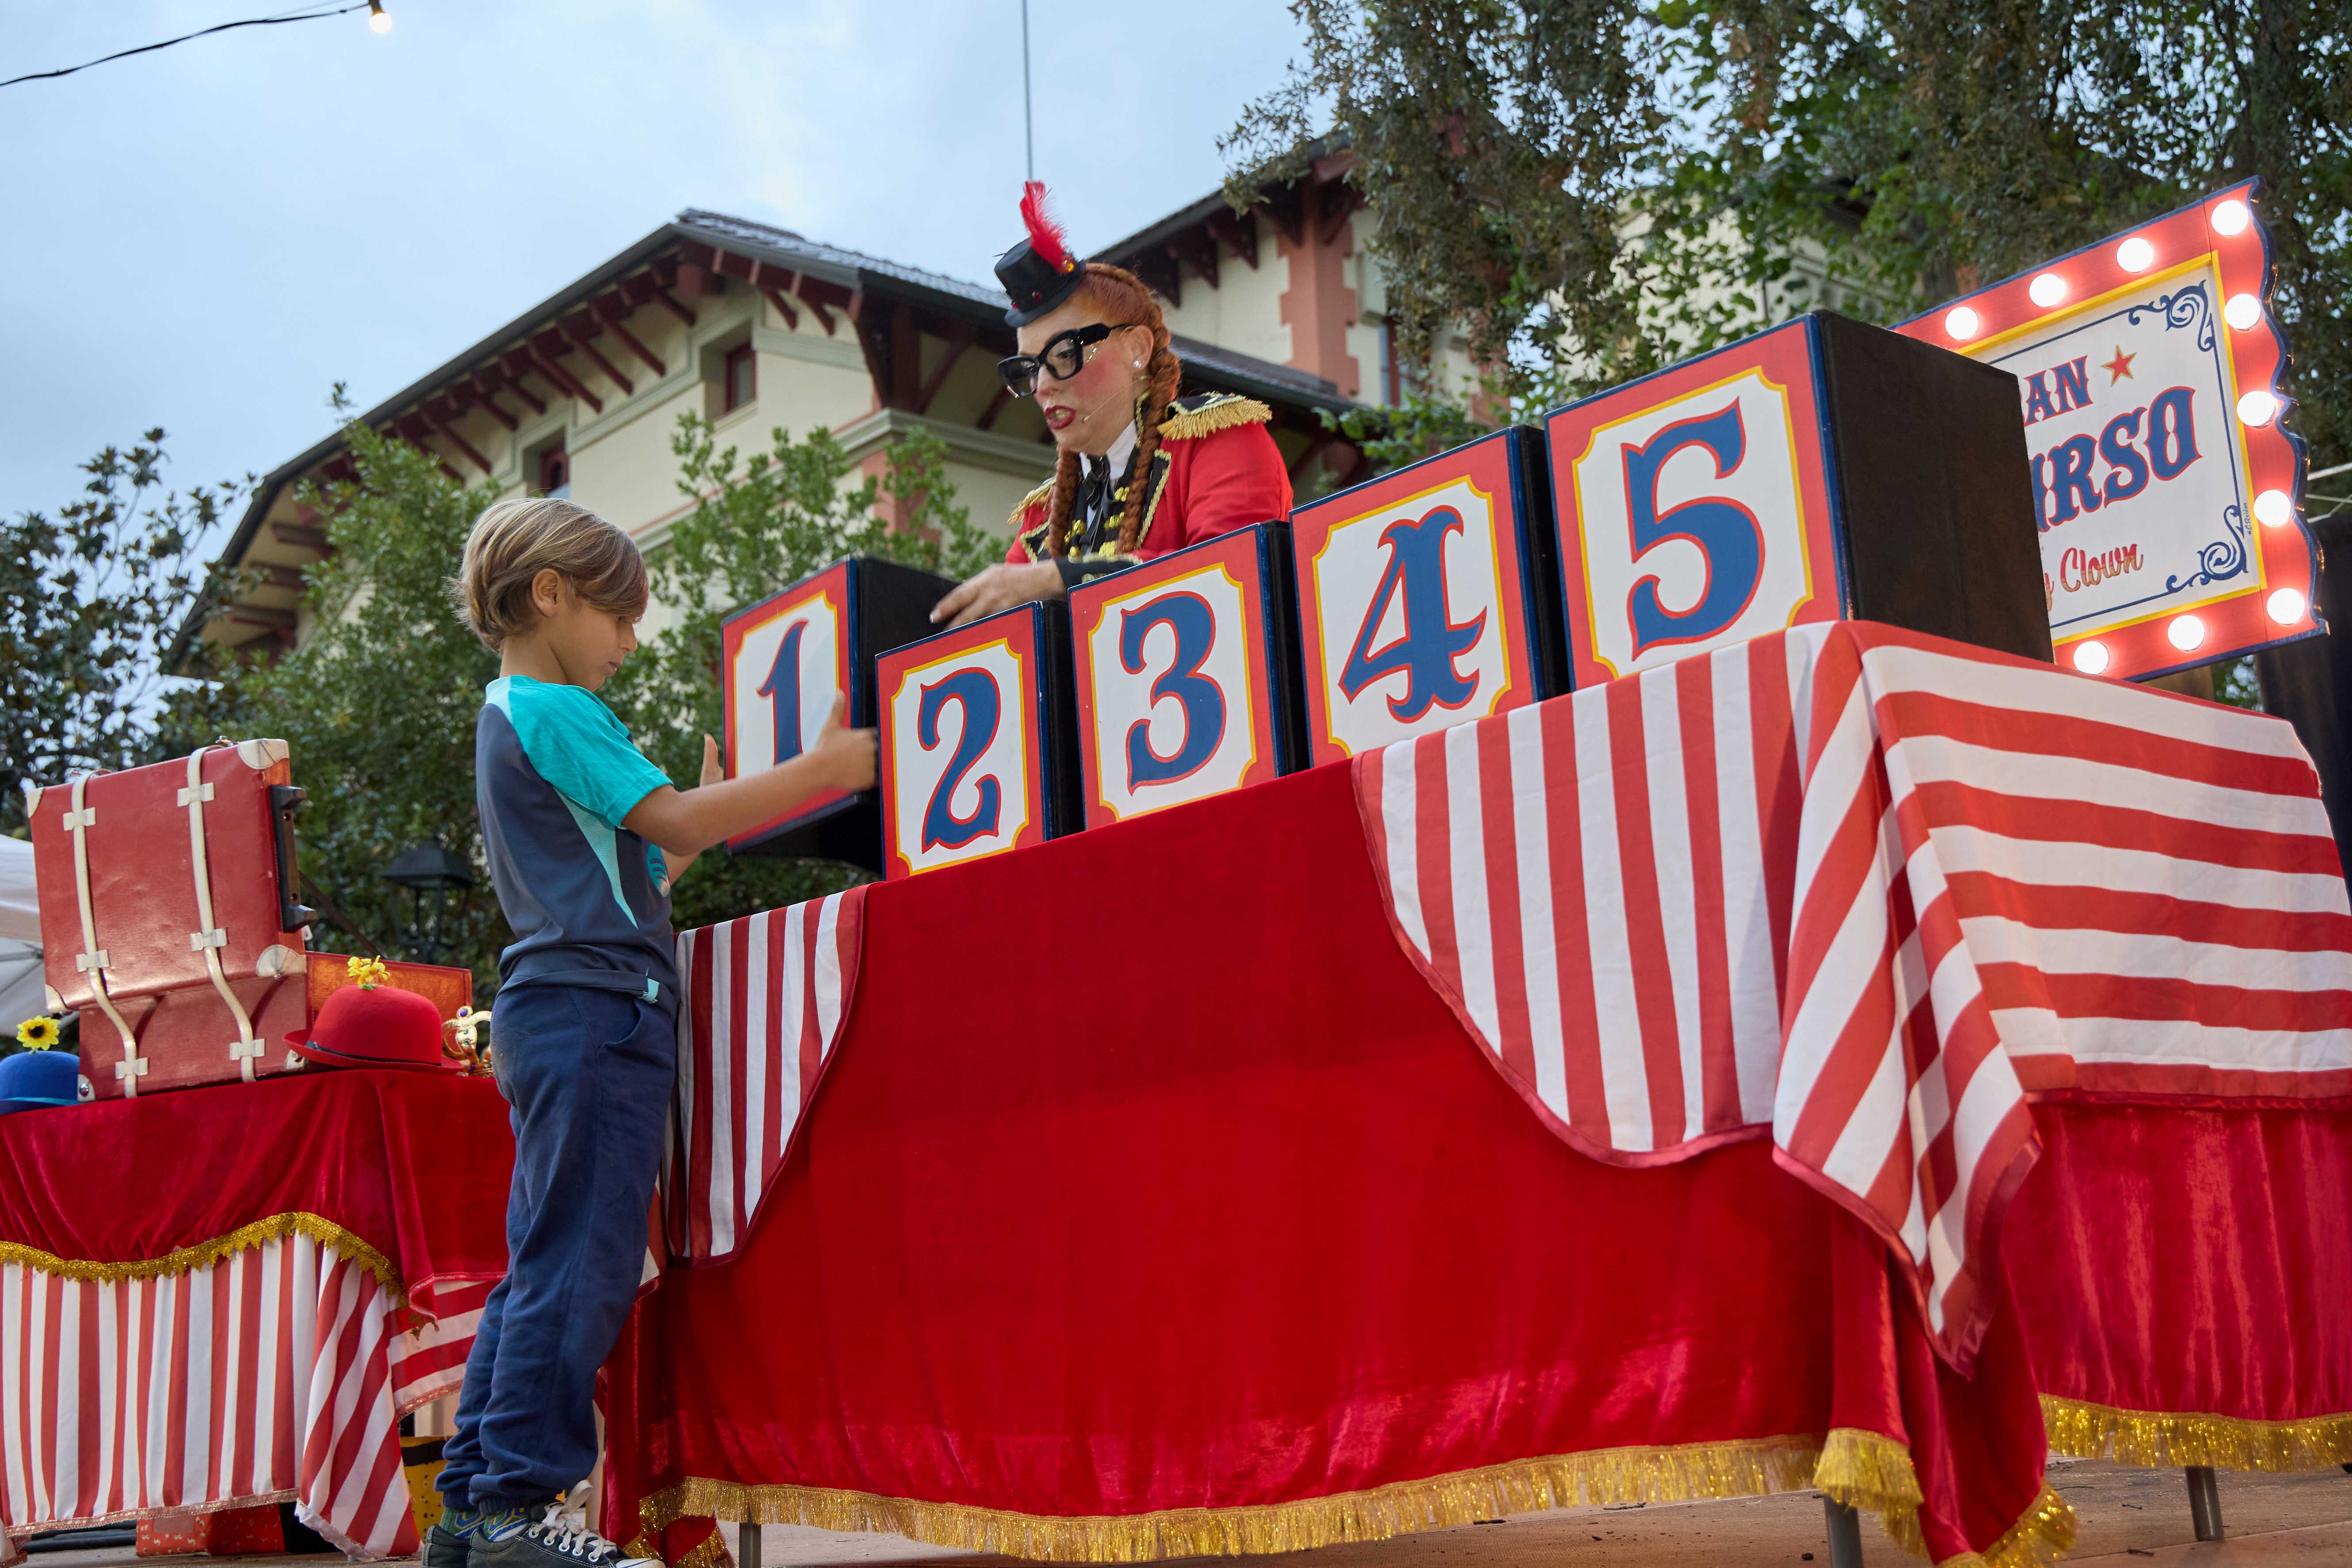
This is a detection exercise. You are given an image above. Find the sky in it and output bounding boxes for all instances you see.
[0,0,1305,539]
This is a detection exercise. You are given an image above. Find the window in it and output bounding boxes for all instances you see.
[537,443,570,498]
[723,344,756,413]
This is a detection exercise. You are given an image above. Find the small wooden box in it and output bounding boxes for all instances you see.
[1068,523,1305,828]
[877,601,1078,879]
[721,556,958,870]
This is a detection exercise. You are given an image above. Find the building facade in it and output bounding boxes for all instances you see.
[179,169,1420,666]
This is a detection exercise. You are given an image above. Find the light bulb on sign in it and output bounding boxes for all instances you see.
[1944,306,1980,341]
[368,1,392,31]
[2167,615,2207,652]
[2224,293,2263,331]
[2211,199,2251,236]
[2028,273,2068,308]
[2254,489,2294,528]
[2116,237,2155,273]
[2072,640,2111,676]
[2237,389,2280,426]
[2268,588,2308,625]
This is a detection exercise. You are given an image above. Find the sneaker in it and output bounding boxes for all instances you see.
[472,1499,658,1568]
[423,1521,473,1568]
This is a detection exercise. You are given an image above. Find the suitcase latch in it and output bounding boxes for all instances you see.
[189,929,229,952]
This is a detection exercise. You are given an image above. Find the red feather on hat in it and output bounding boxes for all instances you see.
[1021,181,1077,274]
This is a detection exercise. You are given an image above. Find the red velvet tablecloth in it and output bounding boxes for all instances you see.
[0,1068,511,1309]
[603,763,2067,1565]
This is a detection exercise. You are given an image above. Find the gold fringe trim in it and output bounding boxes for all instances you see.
[1157,395,1272,443]
[1934,1484,2077,1568]
[1007,479,1055,533]
[2044,1394,2352,1472]
[0,1212,399,1295]
[644,1434,1835,1562]
[670,1531,731,1568]
[1815,1427,1928,1556]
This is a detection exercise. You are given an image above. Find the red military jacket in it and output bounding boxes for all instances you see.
[1005,392,1293,573]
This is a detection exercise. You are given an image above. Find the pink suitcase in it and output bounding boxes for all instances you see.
[24,740,320,1099]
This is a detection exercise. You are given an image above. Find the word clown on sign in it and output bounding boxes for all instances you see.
[1897,179,2318,679]
[1068,523,1302,827]
[877,602,1077,879]
[1286,428,1561,765]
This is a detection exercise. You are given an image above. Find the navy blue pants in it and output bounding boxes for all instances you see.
[437,984,675,1511]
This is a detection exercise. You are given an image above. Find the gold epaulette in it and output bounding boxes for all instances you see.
[1006,478,1054,530]
[1157,394,1273,442]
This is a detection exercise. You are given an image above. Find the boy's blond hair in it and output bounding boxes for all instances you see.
[453,497,649,651]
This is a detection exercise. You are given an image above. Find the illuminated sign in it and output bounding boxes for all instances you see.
[1894,179,2318,679]
[1287,427,1561,764]
[1068,524,1302,828]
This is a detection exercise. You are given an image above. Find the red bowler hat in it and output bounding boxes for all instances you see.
[286,963,456,1073]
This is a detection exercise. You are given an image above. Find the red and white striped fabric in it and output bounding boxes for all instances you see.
[664,888,868,1266]
[1358,620,2352,1368]
[0,1233,483,1561]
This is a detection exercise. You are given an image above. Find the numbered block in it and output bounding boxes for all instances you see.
[722,556,957,869]
[1068,523,1305,828]
[1545,310,2050,687]
[1287,427,1563,765]
[878,601,1079,879]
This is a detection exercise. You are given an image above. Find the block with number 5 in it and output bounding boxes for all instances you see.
[720,556,957,870]
[1287,427,1565,764]
[878,601,1079,879]
[1544,311,2051,688]
[1068,522,1305,829]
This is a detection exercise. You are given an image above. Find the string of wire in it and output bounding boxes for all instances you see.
[1,3,373,91]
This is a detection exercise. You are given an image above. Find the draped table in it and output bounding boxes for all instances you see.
[605,623,2352,1567]
[0,1069,511,1559]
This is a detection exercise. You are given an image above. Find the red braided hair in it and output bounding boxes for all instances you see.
[1042,263,1181,557]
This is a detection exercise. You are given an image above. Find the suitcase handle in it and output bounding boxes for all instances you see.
[270,785,321,935]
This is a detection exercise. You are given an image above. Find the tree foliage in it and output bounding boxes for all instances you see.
[1232,0,2352,470]
[2,433,246,838]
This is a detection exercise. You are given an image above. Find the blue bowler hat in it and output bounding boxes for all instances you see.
[0,1048,87,1115]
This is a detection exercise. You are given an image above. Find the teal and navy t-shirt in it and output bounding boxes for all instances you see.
[476,675,679,1005]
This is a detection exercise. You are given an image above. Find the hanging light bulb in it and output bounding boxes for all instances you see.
[368,1,392,32]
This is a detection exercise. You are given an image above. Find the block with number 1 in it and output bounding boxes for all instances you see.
[720,556,955,869]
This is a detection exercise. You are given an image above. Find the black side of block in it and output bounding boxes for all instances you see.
[1035,598,1084,837]
[1259,519,1312,773]
[1811,312,2055,663]
[1503,425,1572,697]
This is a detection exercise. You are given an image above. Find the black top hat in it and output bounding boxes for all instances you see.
[998,182,1085,327]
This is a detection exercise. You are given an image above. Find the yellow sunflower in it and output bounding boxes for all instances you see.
[14,1016,61,1051]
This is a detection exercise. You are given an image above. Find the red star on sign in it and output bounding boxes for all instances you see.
[2102,345,2137,384]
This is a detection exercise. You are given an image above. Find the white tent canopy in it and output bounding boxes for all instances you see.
[0,837,46,1028]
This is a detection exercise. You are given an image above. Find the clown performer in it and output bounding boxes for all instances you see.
[932,184,1294,628]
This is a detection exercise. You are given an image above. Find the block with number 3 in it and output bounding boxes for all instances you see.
[1068,523,1305,829]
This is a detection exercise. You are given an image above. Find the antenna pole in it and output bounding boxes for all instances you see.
[1021,0,1035,182]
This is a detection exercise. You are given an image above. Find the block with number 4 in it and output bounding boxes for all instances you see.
[1287,427,1564,765]
[1544,311,2050,688]
[1067,523,1305,828]
[877,601,1079,879]
[721,556,956,870]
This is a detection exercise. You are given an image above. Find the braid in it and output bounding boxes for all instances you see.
[1043,448,1081,557]
[1115,347,1182,554]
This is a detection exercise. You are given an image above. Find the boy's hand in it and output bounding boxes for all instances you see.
[701,732,724,787]
[809,696,879,793]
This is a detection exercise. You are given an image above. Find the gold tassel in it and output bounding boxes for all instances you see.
[1814,1427,1928,1556]
[1156,395,1273,443]
[0,1211,400,1296]
[1007,480,1055,533]
[1933,1484,2077,1568]
[2044,1394,2352,1472]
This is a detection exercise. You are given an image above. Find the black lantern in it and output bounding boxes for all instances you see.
[380,842,475,966]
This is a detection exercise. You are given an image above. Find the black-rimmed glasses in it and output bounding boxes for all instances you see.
[997,323,1140,398]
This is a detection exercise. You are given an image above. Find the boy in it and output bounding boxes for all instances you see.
[430,498,875,1568]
